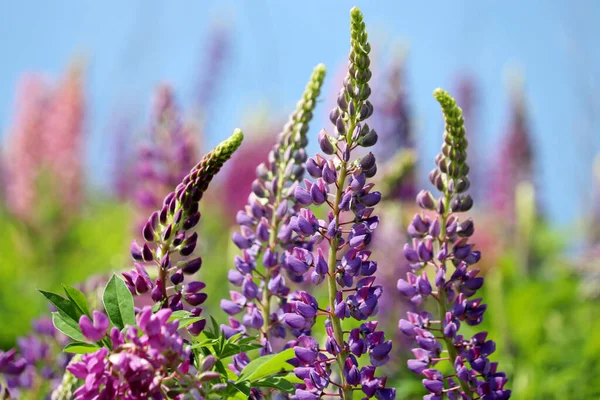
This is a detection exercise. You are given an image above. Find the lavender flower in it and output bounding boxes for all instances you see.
[133,84,199,226]
[288,8,394,399]
[222,64,326,351]
[490,81,534,221]
[397,89,511,399]
[0,316,71,399]
[67,306,190,399]
[126,129,244,336]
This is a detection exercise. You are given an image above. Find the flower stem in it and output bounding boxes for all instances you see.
[326,161,352,399]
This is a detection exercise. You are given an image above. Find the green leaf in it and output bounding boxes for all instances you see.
[278,372,304,384]
[177,317,203,329]
[168,310,192,322]
[40,290,81,322]
[252,376,296,393]
[238,348,295,382]
[52,312,86,342]
[103,274,135,330]
[63,341,100,354]
[63,285,91,318]
[230,381,251,397]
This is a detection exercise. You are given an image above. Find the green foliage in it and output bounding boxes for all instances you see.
[0,200,130,348]
[102,274,135,330]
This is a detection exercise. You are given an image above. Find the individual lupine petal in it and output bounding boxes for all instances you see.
[294,186,313,205]
[256,218,270,242]
[79,311,109,342]
[350,172,366,192]
[369,339,392,367]
[397,277,416,298]
[242,274,259,299]
[180,232,198,256]
[318,129,336,155]
[232,231,252,250]
[242,304,264,330]
[180,257,202,275]
[416,189,436,210]
[403,243,420,263]
[418,239,434,262]
[416,271,432,295]
[306,157,322,178]
[359,190,381,207]
[322,160,337,184]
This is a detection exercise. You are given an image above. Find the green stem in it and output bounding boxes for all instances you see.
[437,193,473,398]
[261,171,285,339]
[326,159,353,399]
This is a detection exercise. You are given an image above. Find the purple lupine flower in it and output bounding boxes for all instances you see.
[0,316,71,399]
[194,23,230,113]
[221,64,326,357]
[125,129,244,337]
[78,311,110,342]
[398,89,511,399]
[133,84,199,230]
[67,306,191,399]
[288,8,395,399]
[490,81,534,221]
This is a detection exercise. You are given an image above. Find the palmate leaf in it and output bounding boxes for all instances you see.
[103,274,135,330]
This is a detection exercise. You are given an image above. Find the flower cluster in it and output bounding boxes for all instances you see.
[490,82,534,221]
[0,317,71,399]
[283,8,394,399]
[2,63,85,225]
[126,129,244,336]
[397,89,511,399]
[68,307,191,399]
[221,64,326,352]
[133,84,199,226]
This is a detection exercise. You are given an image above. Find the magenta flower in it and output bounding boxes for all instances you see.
[78,311,109,342]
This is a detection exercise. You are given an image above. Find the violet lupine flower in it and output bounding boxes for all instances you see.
[221,64,326,352]
[289,8,394,399]
[0,316,71,399]
[125,129,244,336]
[397,89,511,399]
[133,84,199,226]
[490,83,534,221]
[195,23,230,112]
[67,306,190,399]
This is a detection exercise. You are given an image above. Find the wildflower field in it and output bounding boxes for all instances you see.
[1,3,599,399]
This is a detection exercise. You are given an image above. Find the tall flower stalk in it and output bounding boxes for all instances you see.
[126,129,244,336]
[397,89,511,399]
[287,8,394,399]
[133,85,199,227]
[221,64,326,352]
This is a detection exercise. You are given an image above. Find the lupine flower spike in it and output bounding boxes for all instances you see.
[126,129,244,336]
[397,89,511,399]
[222,64,326,356]
[289,8,395,399]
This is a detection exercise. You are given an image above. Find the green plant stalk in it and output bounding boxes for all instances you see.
[436,192,473,397]
[261,170,285,338]
[326,162,351,398]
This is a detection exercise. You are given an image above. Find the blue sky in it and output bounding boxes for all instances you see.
[0,1,599,226]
